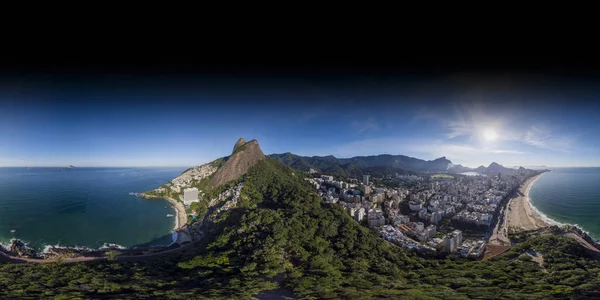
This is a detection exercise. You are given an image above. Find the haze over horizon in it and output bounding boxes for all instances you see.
[1,68,599,169]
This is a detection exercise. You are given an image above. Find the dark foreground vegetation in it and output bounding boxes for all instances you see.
[1,159,599,299]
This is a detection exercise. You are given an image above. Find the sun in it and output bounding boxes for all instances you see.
[482,128,498,141]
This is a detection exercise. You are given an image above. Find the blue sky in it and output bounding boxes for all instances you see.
[1,74,599,168]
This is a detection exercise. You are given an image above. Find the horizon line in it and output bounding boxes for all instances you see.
[2,165,599,169]
[0,165,191,168]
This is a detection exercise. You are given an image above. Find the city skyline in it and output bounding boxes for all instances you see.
[1,73,599,168]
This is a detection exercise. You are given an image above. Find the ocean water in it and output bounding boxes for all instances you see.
[529,167,600,240]
[0,167,184,252]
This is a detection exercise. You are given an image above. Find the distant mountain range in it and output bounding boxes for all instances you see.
[269,152,531,176]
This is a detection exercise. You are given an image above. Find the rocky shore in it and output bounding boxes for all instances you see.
[0,239,182,262]
[570,225,600,251]
[2,239,38,258]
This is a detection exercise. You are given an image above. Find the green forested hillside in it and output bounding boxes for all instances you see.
[269,153,453,175]
[1,158,599,299]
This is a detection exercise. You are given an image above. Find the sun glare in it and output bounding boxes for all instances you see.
[483,128,498,141]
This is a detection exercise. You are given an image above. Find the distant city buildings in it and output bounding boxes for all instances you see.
[321,175,333,181]
[305,168,539,257]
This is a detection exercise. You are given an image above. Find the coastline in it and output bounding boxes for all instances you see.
[524,179,598,241]
[1,193,190,262]
[138,193,188,232]
[506,173,550,232]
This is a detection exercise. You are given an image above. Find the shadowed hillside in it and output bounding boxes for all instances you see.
[208,138,265,189]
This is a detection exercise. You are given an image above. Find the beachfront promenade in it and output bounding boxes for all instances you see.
[489,174,548,246]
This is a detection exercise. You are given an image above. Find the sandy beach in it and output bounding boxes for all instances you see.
[164,196,188,231]
[506,174,549,232]
[139,194,188,231]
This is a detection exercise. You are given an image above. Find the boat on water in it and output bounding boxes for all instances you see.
[10,230,16,233]
[128,192,136,196]
[166,214,174,218]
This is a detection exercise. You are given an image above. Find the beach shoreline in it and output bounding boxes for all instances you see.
[506,173,550,232]
[489,173,549,245]
[1,193,190,262]
[138,193,188,232]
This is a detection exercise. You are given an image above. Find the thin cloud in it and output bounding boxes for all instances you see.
[411,106,445,124]
[351,118,381,134]
[489,149,525,154]
[298,108,326,123]
[412,100,576,154]
[412,102,510,141]
[523,124,572,153]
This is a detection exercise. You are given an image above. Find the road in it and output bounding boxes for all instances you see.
[489,204,511,246]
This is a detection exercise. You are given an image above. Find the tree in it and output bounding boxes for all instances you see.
[105,251,120,261]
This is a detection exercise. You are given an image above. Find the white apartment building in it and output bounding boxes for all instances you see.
[355,207,365,222]
[183,187,199,206]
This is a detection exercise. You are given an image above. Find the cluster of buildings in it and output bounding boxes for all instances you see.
[152,163,218,196]
[399,169,539,228]
[430,172,535,227]
[211,183,244,217]
[396,174,424,181]
[171,164,217,189]
[305,175,410,225]
[381,225,436,253]
[380,222,486,257]
[307,169,539,258]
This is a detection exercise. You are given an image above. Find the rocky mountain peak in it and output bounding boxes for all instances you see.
[488,162,502,168]
[232,137,247,154]
[209,138,265,189]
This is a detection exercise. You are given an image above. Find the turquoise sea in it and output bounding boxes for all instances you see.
[0,167,184,252]
[529,167,600,240]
